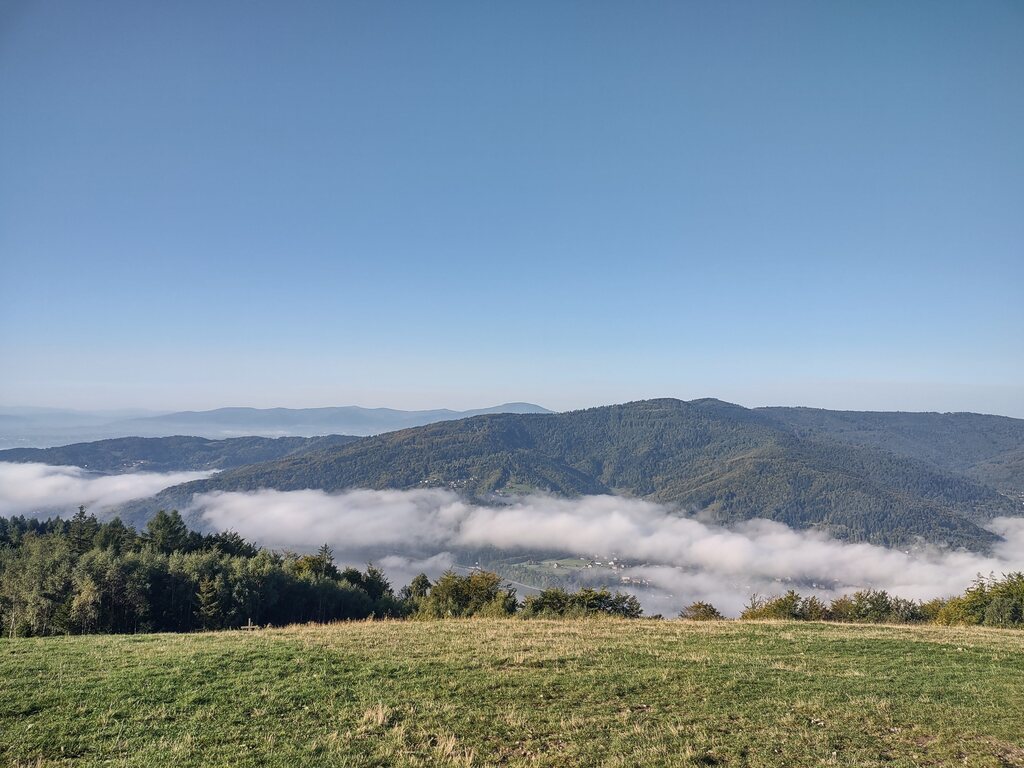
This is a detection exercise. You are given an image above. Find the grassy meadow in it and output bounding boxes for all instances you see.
[2,619,1023,767]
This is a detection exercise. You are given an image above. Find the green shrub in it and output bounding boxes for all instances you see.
[741,591,803,620]
[416,570,517,619]
[983,596,1024,628]
[678,601,725,621]
[934,574,1024,626]
[521,587,642,619]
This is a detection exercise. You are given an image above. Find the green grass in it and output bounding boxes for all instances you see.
[2,620,1024,767]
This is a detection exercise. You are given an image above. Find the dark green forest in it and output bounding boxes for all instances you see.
[759,407,1024,494]
[0,508,400,636]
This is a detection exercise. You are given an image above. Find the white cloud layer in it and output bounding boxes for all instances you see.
[0,462,214,516]
[190,488,1024,615]
[4,462,1021,616]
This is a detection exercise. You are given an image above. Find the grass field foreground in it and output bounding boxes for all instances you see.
[2,619,1023,767]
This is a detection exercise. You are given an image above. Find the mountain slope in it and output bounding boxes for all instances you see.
[139,399,1023,550]
[0,434,362,473]
[759,407,1024,494]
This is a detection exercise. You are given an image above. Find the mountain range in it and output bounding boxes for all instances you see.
[0,402,551,448]
[23,398,1012,552]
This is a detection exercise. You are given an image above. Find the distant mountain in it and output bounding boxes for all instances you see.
[0,434,362,473]
[132,399,1024,551]
[0,402,551,447]
[0,407,168,449]
[110,402,552,438]
[0,407,163,423]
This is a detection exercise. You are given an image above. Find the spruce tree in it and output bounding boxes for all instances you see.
[196,577,222,630]
[145,510,190,554]
[315,543,335,578]
[69,506,99,556]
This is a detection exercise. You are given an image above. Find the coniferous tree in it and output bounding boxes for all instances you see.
[69,506,99,557]
[316,544,334,579]
[361,564,393,601]
[145,510,190,554]
[196,576,222,630]
[93,517,134,554]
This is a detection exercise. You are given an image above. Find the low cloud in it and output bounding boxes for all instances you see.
[195,488,474,550]
[5,462,1020,616]
[0,462,214,517]
[190,488,1024,615]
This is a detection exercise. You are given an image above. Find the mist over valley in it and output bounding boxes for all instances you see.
[4,397,1023,616]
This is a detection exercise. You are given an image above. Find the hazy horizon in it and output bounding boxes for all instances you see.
[3,391,1024,421]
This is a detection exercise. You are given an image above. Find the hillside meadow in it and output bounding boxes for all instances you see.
[2,619,1024,767]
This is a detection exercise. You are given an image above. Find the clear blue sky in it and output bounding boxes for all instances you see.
[1,1,1022,416]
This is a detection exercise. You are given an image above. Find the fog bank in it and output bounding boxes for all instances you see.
[0,462,214,516]
[5,461,1021,616]
[191,488,1024,615]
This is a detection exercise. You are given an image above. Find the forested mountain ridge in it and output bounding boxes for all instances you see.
[135,399,1024,550]
[0,434,362,473]
[758,407,1024,494]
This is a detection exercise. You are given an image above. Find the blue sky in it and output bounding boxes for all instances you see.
[1,1,1022,416]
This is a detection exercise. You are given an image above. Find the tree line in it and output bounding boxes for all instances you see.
[0,509,642,637]
[679,575,1024,628]
[2,509,1021,637]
